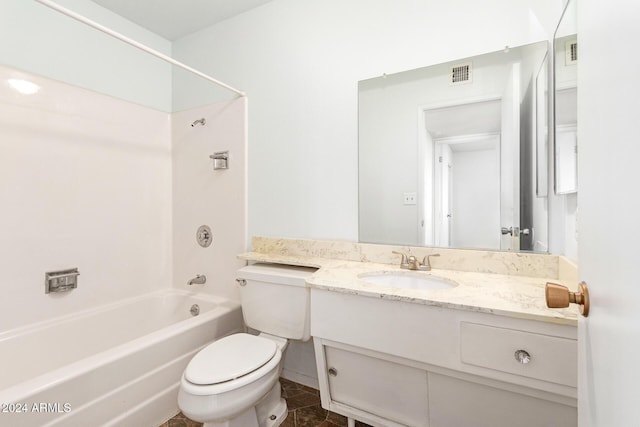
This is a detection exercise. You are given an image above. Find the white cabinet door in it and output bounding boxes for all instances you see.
[428,373,576,427]
[323,345,429,427]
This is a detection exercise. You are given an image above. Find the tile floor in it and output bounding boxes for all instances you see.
[160,378,372,427]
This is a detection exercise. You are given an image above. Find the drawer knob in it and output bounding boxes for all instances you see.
[514,349,531,364]
[328,367,338,377]
[545,281,590,317]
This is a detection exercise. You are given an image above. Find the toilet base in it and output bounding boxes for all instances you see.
[202,382,288,427]
[260,397,287,427]
[202,407,259,427]
[256,381,287,427]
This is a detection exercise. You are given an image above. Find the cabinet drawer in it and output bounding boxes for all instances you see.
[460,322,577,387]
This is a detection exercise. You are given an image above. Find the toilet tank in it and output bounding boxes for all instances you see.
[236,263,317,341]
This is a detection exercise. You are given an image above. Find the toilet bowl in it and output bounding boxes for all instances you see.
[178,333,288,427]
[177,263,317,427]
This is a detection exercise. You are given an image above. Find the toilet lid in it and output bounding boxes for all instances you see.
[185,333,277,385]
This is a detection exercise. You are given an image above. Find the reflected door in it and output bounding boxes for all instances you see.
[429,99,502,250]
[435,137,500,249]
[434,143,452,247]
[500,63,521,250]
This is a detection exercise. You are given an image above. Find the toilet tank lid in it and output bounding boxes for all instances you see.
[237,263,317,287]
[185,333,277,385]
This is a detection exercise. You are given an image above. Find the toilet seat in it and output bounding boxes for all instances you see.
[181,333,283,396]
[186,333,277,385]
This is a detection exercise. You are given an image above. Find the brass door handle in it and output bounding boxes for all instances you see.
[545,281,590,317]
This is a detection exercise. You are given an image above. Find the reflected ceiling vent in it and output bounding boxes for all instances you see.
[565,40,578,65]
[450,62,472,85]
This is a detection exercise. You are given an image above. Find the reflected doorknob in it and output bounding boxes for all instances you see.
[545,281,590,317]
[501,227,513,235]
[501,227,531,237]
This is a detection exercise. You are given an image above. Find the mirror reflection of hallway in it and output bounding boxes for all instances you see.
[358,41,547,251]
[426,100,502,250]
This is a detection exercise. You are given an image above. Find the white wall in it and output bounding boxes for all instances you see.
[172,0,564,246]
[0,0,172,112]
[0,65,172,331]
[172,99,247,301]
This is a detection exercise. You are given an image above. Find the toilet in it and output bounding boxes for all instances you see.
[178,263,317,427]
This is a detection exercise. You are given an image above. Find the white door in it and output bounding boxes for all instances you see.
[449,138,501,249]
[434,143,452,247]
[500,63,520,250]
[577,1,640,425]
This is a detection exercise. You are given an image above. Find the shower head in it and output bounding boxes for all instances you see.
[191,118,206,127]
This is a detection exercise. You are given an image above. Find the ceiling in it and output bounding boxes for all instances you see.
[91,0,275,40]
[425,99,502,141]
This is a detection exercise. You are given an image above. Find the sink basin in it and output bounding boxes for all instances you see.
[358,272,457,290]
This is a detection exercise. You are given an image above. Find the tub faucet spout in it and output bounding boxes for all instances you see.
[187,274,206,286]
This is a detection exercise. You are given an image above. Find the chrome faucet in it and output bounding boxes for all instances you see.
[393,251,440,271]
[187,274,206,286]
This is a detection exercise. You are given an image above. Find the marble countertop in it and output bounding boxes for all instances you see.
[239,249,579,326]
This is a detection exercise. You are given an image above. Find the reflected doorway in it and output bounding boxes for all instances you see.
[433,134,501,248]
[420,96,524,251]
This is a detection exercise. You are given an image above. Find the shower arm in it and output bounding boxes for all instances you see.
[34,0,246,98]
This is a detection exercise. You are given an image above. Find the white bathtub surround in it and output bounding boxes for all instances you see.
[172,98,247,301]
[240,237,579,325]
[0,64,172,331]
[0,63,248,426]
[0,289,243,427]
[0,63,247,331]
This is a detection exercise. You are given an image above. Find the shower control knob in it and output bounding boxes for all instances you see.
[196,225,213,248]
[328,367,338,377]
[514,350,531,364]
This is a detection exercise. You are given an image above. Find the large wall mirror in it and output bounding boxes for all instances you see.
[359,41,549,252]
[554,0,578,194]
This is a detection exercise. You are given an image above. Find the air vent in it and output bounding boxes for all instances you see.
[450,62,472,85]
[565,40,577,65]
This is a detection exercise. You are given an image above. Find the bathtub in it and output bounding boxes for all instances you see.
[0,289,243,427]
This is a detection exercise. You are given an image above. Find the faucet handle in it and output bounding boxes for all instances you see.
[419,253,441,271]
[392,251,409,269]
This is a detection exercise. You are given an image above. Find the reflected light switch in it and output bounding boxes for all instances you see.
[403,192,417,205]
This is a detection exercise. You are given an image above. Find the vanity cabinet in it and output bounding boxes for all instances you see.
[311,288,577,427]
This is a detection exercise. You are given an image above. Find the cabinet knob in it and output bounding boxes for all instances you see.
[514,349,531,364]
[545,281,590,317]
[328,367,338,377]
